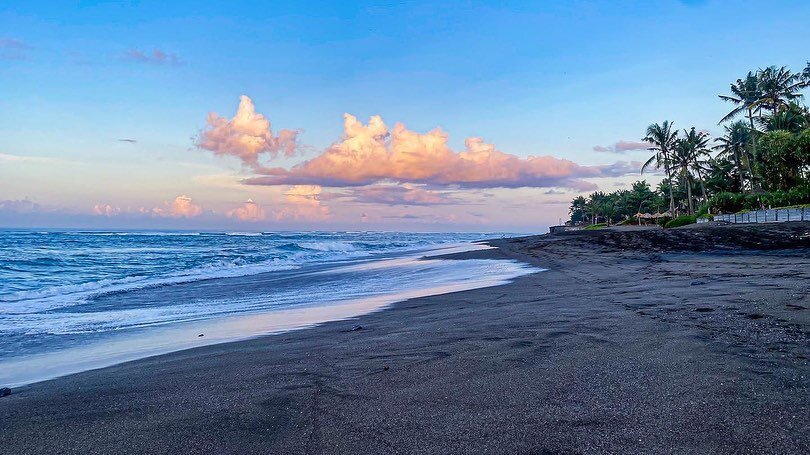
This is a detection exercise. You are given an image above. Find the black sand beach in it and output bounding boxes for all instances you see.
[1,223,809,454]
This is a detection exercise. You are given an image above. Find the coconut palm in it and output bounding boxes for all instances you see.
[758,102,810,133]
[683,128,713,211]
[719,72,762,189]
[756,66,804,115]
[669,128,711,215]
[641,121,678,215]
[712,120,751,190]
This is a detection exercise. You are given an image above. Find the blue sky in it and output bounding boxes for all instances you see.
[1,1,808,231]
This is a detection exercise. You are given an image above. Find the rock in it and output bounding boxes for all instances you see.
[198,334,204,337]
[350,325,363,332]
[383,365,390,371]
[0,387,11,397]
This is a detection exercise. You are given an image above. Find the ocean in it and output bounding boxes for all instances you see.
[0,230,536,386]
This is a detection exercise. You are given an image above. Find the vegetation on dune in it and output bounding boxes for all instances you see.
[569,62,810,227]
[665,215,697,229]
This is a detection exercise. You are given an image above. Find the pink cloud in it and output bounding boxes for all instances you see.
[593,140,649,153]
[196,96,298,170]
[274,185,330,221]
[345,184,454,205]
[152,195,203,218]
[227,198,266,221]
[237,114,633,190]
[123,48,182,66]
[92,204,121,217]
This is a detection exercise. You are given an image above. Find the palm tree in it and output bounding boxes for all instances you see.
[669,128,711,216]
[683,128,713,211]
[803,62,810,87]
[642,121,678,215]
[719,72,761,189]
[712,120,751,190]
[758,102,810,133]
[756,66,804,115]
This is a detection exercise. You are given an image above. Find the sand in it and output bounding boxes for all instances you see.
[1,223,808,454]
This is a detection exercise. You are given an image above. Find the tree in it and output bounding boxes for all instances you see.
[713,120,751,190]
[669,128,711,215]
[569,196,587,224]
[719,72,762,189]
[756,131,803,190]
[586,191,607,224]
[760,102,810,133]
[642,121,678,215]
[704,157,740,194]
[756,66,804,115]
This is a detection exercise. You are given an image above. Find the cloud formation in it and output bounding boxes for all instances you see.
[0,199,40,213]
[275,185,330,221]
[593,140,649,153]
[92,204,121,217]
[345,184,454,205]
[123,48,182,66]
[227,198,266,221]
[196,96,298,170]
[236,113,634,190]
[152,195,203,218]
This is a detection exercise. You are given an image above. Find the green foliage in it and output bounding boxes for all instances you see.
[566,180,665,225]
[756,130,807,190]
[584,223,606,230]
[566,61,809,225]
[707,186,810,213]
[665,215,697,228]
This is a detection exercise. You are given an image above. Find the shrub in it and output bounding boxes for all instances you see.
[584,223,607,230]
[656,216,672,227]
[665,215,697,228]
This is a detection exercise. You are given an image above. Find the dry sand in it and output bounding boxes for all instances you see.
[1,223,808,454]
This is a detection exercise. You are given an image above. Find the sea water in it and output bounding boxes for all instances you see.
[0,230,536,386]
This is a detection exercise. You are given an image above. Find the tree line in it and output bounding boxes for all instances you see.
[570,62,810,226]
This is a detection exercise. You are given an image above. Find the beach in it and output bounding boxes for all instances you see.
[1,223,809,454]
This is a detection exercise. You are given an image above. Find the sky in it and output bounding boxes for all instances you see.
[1,0,808,232]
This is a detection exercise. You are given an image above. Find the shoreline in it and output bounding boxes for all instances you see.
[0,241,537,388]
[1,223,808,453]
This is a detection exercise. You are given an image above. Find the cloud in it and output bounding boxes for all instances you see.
[344,184,455,206]
[0,199,40,213]
[227,198,266,221]
[92,204,121,217]
[0,153,57,163]
[118,138,137,143]
[123,48,183,66]
[195,96,298,170]
[593,140,649,153]
[274,185,330,221]
[152,195,203,218]
[235,113,634,191]
[0,38,30,60]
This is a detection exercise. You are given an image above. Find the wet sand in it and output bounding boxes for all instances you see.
[1,223,808,454]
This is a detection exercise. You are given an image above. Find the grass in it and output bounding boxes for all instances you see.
[584,223,607,230]
[665,215,697,228]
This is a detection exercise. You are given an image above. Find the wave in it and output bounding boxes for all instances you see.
[298,241,359,252]
[0,232,494,317]
[0,259,300,314]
